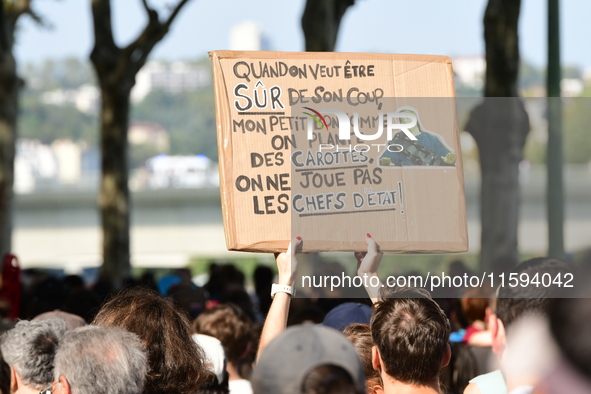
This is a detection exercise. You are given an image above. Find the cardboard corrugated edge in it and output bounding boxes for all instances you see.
[210,51,294,253]
[445,56,469,253]
[209,50,452,65]
[209,51,468,253]
[210,51,238,251]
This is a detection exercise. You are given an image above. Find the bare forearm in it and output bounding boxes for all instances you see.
[357,269,382,304]
[257,292,291,361]
[257,237,300,360]
[357,235,384,304]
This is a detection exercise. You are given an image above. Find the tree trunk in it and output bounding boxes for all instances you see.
[302,0,354,51]
[465,0,530,274]
[0,1,46,260]
[300,0,354,280]
[467,99,529,274]
[546,0,564,258]
[90,0,192,283]
[0,10,18,258]
[98,86,132,282]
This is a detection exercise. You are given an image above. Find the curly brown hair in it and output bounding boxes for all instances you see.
[343,323,383,394]
[93,286,209,394]
[192,303,252,364]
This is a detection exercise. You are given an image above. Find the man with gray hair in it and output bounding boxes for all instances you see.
[0,318,67,394]
[53,326,147,394]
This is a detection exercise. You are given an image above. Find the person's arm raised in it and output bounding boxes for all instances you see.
[256,237,301,361]
[356,234,383,304]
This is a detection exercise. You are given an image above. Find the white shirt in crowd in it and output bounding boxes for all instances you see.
[229,378,253,394]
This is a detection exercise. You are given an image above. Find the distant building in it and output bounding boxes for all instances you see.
[74,84,100,114]
[229,21,271,51]
[14,156,35,194]
[14,139,58,194]
[145,154,218,189]
[14,139,98,193]
[129,121,170,151]
[452,56,486,91]
[52,140,82,184]
[40,84,100,114]
[561,78,584,97]
[131,61,211,103]
[230,21,262,51]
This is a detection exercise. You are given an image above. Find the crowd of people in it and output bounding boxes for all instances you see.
[0,235,590,394]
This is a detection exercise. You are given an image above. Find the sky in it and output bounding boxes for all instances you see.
[13,0,591,71]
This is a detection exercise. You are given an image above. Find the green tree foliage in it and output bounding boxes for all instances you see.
[18,91,97,144]
[131,87,218,160]
[519,60,544,92]
[564,91,591,164]
[17,82,219,164]
[19,56,218,164]
[128,142,161,169]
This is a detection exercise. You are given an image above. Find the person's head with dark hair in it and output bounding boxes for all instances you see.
[62,288,101,323]
[23,276,65,319]
[253,265,274,316]
[370,287,451,392]
[465,257,574,394]
[63,275,84,293]
[549,276,591,380]
[92,286,209,394]
[139,272,158,292]
[204,263,224,300]
[221,287,256,322]
[92,274,114,303]
[167,280,207,319]
[446,298,469,331]
[252,324,365,394]
[220,264,245,287]
[287,298,326,326]
[193,303,252,390]
[461,286,495,325]
[495,258,573,329]
[439,341,478,394]
[489,257,573,357]
[0,318,67,392]
[343,323,383,394]
[174,268,193,282]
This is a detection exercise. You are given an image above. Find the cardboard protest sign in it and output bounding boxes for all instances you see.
[210,50,468,253]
